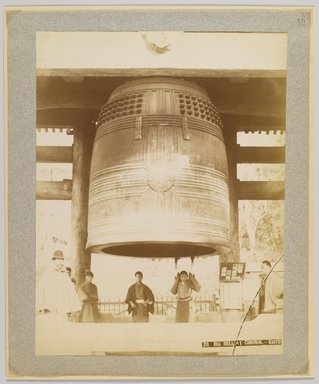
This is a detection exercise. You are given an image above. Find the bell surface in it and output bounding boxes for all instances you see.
[87,77,230,257]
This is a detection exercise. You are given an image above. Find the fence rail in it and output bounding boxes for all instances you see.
[98,294,219,316]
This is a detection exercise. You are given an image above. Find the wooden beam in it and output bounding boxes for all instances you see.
[36,108,98,129]
[235,146,285,163]
[36,180,72,200]
[36,108,285,134]
[37,68,286,78]
[221,115,286,132]
[235,125,285,133]
[236,181,285,200]
[36,146,73,163]
[36,124,74,130]
[36,76,285,128]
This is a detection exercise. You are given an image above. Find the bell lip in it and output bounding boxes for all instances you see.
[87,241,230,258]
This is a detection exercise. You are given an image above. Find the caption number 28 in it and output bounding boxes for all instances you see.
[298,18,306,27]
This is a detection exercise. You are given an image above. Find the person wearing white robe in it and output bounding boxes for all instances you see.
[36,250,82,318]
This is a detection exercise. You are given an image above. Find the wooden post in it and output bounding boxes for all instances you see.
[222,120,240,262]
[71,124,95,286]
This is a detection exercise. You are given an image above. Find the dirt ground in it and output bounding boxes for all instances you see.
[36,312,283,356]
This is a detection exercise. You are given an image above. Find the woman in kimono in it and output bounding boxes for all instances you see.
[170,271,201,322]
[78,270,99,323]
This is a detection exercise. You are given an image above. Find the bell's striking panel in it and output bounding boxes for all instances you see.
[87,77,230,257]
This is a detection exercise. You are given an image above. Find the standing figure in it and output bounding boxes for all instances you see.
[125,271,155,323]
[65,267,76,284]
[36,250,82,318]
[170,271,201,323]
[259,260,284,313]
[78,270,99,323]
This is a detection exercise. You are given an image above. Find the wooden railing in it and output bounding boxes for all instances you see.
[98,294,219,316]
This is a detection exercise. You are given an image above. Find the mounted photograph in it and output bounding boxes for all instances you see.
[5,4,315,379]
[35,30,286,356]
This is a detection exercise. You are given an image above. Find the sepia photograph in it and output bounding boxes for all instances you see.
[35,31,286,356]
[4,5,314,379]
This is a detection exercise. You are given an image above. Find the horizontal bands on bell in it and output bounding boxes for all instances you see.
[88,233,231,248]
[89,181,229,209]
[95,126,225,150]
[89,189,150,206]
[90,162,228,182]
[88,216,230,234]
[88,77,230,258]
[89,180,147,195]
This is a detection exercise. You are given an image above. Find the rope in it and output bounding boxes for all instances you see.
[231,253,284,356]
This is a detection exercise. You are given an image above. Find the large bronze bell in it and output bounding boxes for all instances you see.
[87,77,230,257]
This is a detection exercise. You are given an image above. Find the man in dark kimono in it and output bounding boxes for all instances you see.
[170,271,201,322]
[125,271,155,323]
[78,270,99,323]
